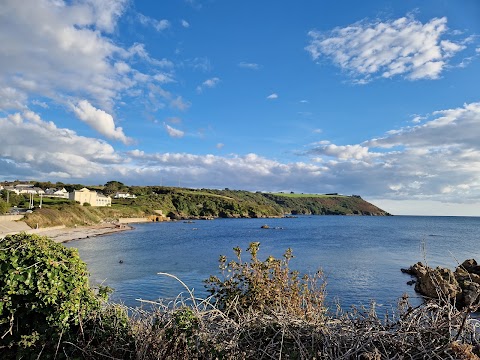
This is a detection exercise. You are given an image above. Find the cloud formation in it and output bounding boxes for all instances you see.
[0,111,123,179]
[306,15,469,82]
[307,102,480,202]
[138,14,171,31]
[164,124,185,138]
[72,100,130,144]
[196,77,220,93]
[267,93,278,100]
[0,0,185,133]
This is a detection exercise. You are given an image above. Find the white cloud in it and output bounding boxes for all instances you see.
[216,143,225,149]
[306,15,469,82]
[196,77,220,93]
[32,100,49,109]
[147,85,191,111]
[0,111,123,180]
[164,123,185,138]
[181,19,190,28]
[125,151,329,190]
[309,144,373,160]
[86,0,128,33]
[0,87,27,111]
[138,14,170,31]
[0,0,183,124]
[238,62,260,70]
[305,101,480,203]
[72,100,130,144]
[267,93,278,100]
[170,96,191,111]
[411,115,425,124]
[153,73,175,83]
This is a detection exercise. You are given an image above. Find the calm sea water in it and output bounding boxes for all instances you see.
[66,216,480,311]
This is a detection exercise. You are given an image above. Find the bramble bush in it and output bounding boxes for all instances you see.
[0,233,105,357]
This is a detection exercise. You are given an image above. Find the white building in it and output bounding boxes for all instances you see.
[114,191,137,199]
[69,188,111,207]
[45,188,69,199]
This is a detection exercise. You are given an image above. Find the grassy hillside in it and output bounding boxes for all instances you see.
[23,203,145,228]
[23,187,389,228]
[263,193,388,215]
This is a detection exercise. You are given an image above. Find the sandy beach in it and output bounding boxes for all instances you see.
[35,223,133,243]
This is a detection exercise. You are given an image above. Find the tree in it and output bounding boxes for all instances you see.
[103,180,125,196]
[0,198,8,214]
[0,191,26,207]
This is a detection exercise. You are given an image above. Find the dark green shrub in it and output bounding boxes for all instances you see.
[0,233,102,356]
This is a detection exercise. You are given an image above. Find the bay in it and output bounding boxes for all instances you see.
[65,215,480,311]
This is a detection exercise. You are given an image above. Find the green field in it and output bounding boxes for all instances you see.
[181,190,234,200]
[268,193,347,198]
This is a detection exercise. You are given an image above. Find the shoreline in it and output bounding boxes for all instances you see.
[34,223,134,243]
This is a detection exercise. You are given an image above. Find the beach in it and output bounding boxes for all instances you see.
[36,223,134,243]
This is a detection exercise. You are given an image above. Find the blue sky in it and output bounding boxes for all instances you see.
[1,0,480,215]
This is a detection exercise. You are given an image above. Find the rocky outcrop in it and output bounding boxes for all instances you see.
[402,259,480,308]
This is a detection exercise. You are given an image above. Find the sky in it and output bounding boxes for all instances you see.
[0,0,480,216]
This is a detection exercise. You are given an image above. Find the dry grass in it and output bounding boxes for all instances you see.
[63,244,480,359]
[63,290,480,359]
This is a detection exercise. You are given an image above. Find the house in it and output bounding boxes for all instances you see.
[96,193,112,207]
[69,188,111,207]
[3,186,19,194]
[114,191,136,199]
[33,187,45,195]
[45,188,69,199]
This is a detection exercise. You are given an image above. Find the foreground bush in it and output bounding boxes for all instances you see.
[204,242,326,321]
[0,233,134,358]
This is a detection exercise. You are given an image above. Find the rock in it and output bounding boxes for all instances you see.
[404,262,462,300]
[260,224,270,229]
[404,259,480,309]
[461,281,480,307]
[406,280,416,286]
[455,268,480,286]
[459,259,480,275]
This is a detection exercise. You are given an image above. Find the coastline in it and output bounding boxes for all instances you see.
[33,223,134,243]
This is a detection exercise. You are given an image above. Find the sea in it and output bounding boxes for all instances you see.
[65,215,480,312]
